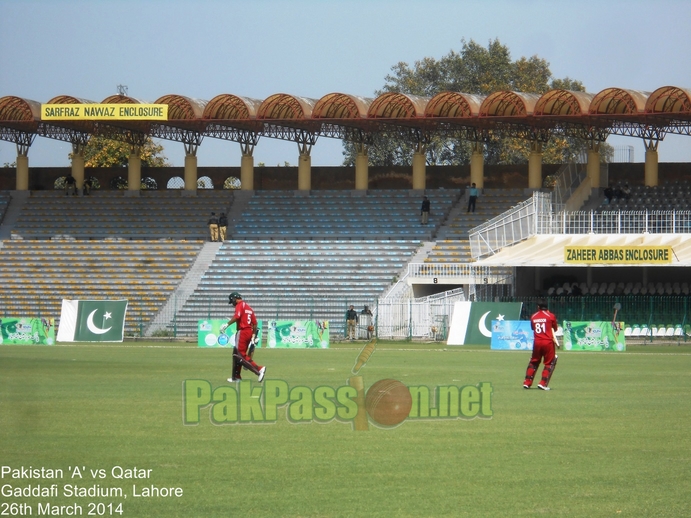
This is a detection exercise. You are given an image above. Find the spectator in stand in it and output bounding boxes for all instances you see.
[621,183,631,200]
[218,212,228,241]
[83,177,92,196]
[420,196,431,225]
[604,184,614,204]
[613,184,623,201]
[467,183,478,212]
[64,174,78,196]
[207,212,219,242]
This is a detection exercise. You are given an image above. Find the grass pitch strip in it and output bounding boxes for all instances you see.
[1,341,691,517]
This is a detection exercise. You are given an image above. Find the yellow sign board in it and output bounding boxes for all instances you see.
[41,104,168,121]
[564,246,673,264]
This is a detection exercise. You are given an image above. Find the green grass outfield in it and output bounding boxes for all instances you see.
[2,341,690,517]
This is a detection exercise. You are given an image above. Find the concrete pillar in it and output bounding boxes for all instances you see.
[528,142,543,189]
[128,153,141,192]
[470,142,484,188]
[412,151,426,190]
[355,148,369,190]
[241,154,254,190]
[16,154,29,191]
[184,154,198,191]
[644,146,659,187]
[587,145,601,189]
[298,152,311,191]
[71,152,85,191]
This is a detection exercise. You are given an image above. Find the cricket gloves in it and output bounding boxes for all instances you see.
[220,324,228,334]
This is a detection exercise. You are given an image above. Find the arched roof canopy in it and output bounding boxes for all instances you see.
[101,94,143,104]
[257,94,319,142]
[368,93,428,119]
[257,94,317,120]
[645,86,691,117]
[0,96,41,124]
[425,92,484,118]
[534,90,594,116]
[200,94,264,142]
[203,94,262,120]
[154,94,207,120]
[44,95,98,142]
[312,93,372,119]
[0,96,41,145]
[479,91,540,117]
[589,88,649,115]
[152,95,208,144]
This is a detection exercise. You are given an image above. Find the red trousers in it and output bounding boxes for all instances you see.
[524,341,557,387]
[233,328,262,379]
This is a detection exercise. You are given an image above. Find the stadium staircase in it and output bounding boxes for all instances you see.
[427,188,528,263]
[145,241,223,336]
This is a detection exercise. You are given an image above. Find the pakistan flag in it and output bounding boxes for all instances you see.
[57,299,128,342]
[448,301,523,345]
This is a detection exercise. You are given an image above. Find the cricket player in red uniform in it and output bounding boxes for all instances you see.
[222,292,266,383]
[524,301,559,391]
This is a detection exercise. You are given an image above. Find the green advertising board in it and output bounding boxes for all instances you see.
[562,321,626,351]
[265,320,329,348]
[0,317,56,345]
[197,320,264,348]
[197,320,329,348]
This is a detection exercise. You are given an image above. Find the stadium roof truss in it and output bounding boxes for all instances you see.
[2,86,691,152]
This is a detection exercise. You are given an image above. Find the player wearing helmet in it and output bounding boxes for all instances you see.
[221,292,266,383]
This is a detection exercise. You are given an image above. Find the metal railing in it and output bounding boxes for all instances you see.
[552,162,587,212]
[469,191,552,259]
[545,210,691,235]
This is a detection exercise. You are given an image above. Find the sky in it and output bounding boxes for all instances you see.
[1,0,691,168]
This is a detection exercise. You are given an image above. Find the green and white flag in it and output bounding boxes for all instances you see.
[57,299,128,342]
[448,301,523,345]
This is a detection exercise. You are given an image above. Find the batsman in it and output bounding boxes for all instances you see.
[222,292,266,383]
[523,300,559,391]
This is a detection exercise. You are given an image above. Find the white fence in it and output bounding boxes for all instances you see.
[376,288,465,341]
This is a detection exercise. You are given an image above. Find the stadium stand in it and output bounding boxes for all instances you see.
[231,189,460,240]
[170,239,422,336]
[10,190,232,241]
[596,180,691,212]
[0,191,10,224]
[426,188,527,263]
[0,240,203,336]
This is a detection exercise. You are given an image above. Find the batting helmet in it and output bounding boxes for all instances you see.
[229,292,242,304]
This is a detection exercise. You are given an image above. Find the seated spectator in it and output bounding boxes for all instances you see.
[613,184,623,200]
[621,183,631,200]
[604,184,614,204]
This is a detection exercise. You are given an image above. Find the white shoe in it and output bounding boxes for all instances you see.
[227,378,240,383]
[523,384,530,389]
[257,367,266,382]
[538,384,550,391]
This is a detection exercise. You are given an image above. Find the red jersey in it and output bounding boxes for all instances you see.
[233,301,257,330]
[530,309,558,345]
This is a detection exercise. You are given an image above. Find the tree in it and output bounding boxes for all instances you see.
[70,135,170,167]
[343,38,611,167]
